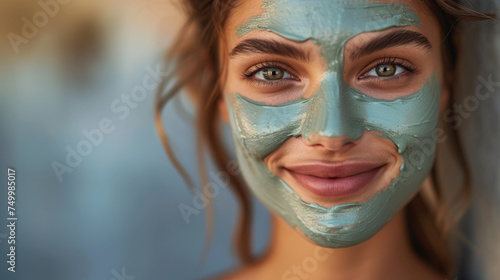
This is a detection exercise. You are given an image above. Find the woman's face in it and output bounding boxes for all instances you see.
[220,0,448,247]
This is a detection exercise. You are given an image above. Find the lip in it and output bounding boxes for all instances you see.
[285,162,386,198]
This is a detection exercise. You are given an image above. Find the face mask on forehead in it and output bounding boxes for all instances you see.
[225,0,441,247]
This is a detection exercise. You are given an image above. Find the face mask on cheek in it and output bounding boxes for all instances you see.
[225,0,441,247]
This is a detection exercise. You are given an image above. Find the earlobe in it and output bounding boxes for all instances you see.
[219,97,230,123]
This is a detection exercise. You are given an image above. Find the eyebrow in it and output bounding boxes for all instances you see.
[229,39,310,61]
[350,30,432,60]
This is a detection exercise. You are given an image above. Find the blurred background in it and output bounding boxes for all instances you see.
[0,0,498,279]
[0,0,270,279]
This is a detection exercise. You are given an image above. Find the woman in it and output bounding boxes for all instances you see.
[156,0,494,279]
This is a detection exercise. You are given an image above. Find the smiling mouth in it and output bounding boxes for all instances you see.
[285,162,386,198]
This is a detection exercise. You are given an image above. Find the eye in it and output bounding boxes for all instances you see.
[255,68,288,80]
[243,61,299,84]
[359,57,417,80]
[364,64,405,78]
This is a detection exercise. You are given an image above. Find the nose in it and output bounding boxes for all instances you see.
[302,133,354,152]
[301,72,362,150]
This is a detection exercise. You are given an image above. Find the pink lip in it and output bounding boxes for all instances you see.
[286,162,385,198]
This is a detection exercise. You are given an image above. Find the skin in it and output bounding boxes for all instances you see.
[215,0,450,279]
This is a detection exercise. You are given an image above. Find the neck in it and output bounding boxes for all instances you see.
[257,209,436,280]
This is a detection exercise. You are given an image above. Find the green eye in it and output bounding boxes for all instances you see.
[361,62,408,79]
[375,64,397,76]
[250,64,294,82]
[262,68,284,80]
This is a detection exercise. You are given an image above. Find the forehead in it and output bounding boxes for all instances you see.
[227,0,424,73]
[235,0,421,42]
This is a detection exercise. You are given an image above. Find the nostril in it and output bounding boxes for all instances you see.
[302,133,324,147]
[301,135,316,146]
[301,133,353,151]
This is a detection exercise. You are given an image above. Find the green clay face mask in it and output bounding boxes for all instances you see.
[225,0,441,247]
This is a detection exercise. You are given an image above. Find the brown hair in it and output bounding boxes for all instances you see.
[155,0,494,277]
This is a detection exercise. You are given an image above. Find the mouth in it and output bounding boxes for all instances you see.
[285,161,386,198]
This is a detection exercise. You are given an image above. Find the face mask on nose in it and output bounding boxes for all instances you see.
[225,0,441,247]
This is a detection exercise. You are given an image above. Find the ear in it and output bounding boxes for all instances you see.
[439,81,451,114]
[218,96,230,123]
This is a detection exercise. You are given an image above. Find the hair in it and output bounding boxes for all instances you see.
[155,0,494,277]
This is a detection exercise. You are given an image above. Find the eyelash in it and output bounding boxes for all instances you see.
[241,57,418,86]
[242,61,298,86]
[359,57,418,80]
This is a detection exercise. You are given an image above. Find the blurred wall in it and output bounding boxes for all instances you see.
[0,0,270,279]
[456,1,500,280]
